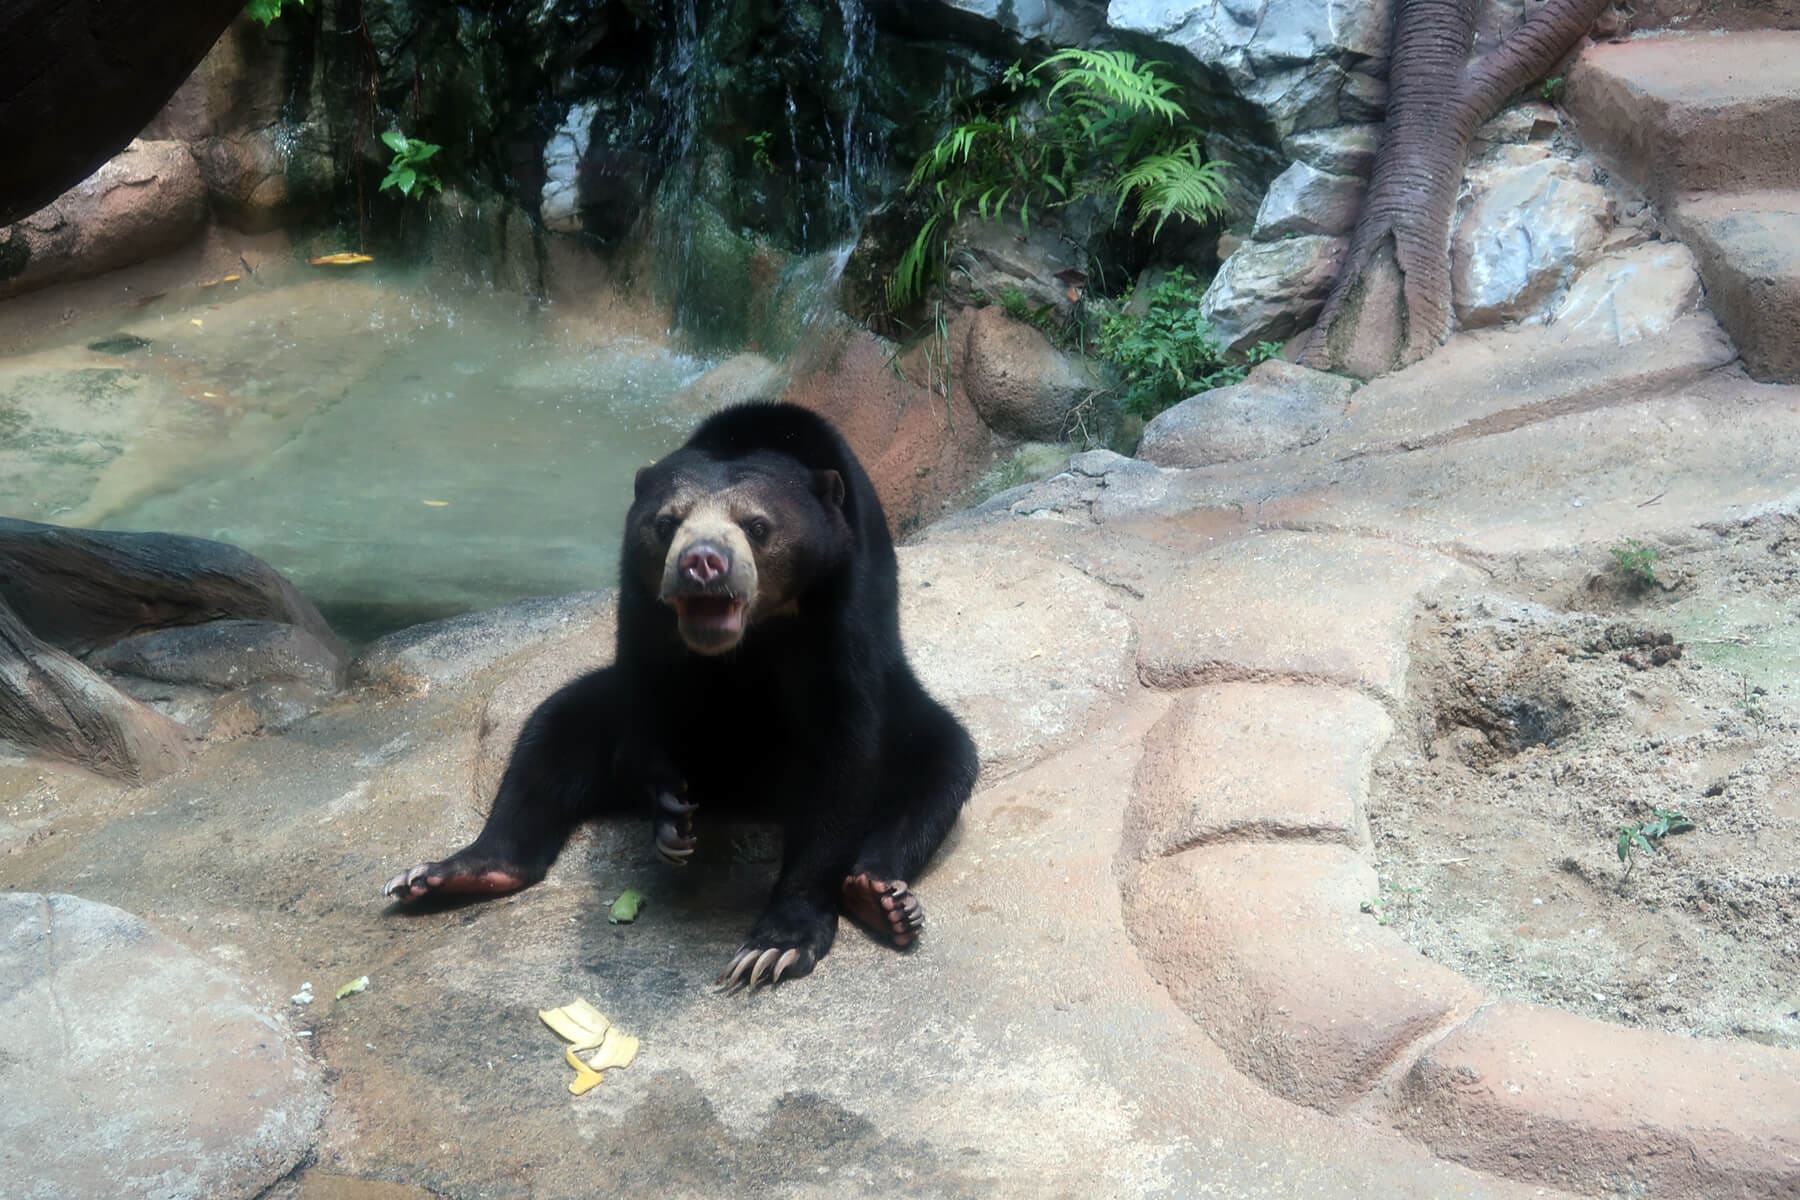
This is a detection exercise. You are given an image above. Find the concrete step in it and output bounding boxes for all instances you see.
[1568,31,1800,200]
[1671,190,1800,381]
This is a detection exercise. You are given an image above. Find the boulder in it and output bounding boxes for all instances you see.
[944,214,1090,317]
[781,319,995,536]
[352,592,617,697]
[1451,147,1613,328]
[0,140,206,300]
[87,619,344,692]
[1138,359,1354,467]
[1549,241,1703,347]
[1251,160,1366,239]
[0,893,324,1198]
[960,307,1099,441]
[1200,234,1347,353]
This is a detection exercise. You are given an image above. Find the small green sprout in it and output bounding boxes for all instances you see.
[1616,808,1696,878]
[379,130,443,199]
[1610,540,1659,586]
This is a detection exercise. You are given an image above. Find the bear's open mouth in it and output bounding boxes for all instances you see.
[672,593,746,650]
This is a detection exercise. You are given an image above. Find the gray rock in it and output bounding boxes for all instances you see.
[1283,124,1382,177]
[960,306,1099,441]
[352,591,617,696]
[1452,147,1613,328]
[88,619,344,692]
[1550,241,1703,347]
[1109,0,1389,134]
[1251,161,1366,239]
[1474,100,1561,146]
[926,0,1103,43]
[1200,234,1348,354]
[0,893,324,1199]
[1139,359,1355,467]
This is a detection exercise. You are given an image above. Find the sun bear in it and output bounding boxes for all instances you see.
[383,402,978,989]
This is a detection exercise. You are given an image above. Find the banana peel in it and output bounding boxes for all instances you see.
[540,1000,639,1094]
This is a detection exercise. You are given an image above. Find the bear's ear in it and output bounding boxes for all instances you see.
[634,465,652,499]
[811,469,845,511]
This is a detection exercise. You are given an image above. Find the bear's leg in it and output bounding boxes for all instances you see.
[843,687,978,949]
[382,670,623,905]
[716,786,858,990]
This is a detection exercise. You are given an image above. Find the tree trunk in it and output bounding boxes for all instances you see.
[0,518,344,659]
[1301,0,1613,377]
[0,596,191,784]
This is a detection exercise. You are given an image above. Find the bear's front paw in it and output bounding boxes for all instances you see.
[715,902,836,992]
[653,788,698,865]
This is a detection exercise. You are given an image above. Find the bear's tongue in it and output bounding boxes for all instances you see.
[674,594,744,638]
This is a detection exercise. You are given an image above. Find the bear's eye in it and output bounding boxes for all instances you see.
[653,515,678,542]
[742,518,772,544]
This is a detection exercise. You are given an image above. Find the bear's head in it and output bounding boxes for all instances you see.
[626,447,851,654]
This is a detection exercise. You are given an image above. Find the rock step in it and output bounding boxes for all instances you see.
[1568,31,1800,200]
[1670,190,1800,382]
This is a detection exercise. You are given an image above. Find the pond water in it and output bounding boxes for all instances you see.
[0,268,716,641]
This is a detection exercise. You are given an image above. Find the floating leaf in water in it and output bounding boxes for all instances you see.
[189,319,203,328]
[421,499,450,507]
[608,889,646,924]
[309,253,374,266]
[223,274,242,282]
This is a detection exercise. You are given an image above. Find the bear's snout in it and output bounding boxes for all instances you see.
[679,543,730,588]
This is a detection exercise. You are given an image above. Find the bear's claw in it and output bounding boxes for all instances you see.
[716,945,807,992]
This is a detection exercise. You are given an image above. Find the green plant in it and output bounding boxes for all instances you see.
[889,49,1231,307]
[1095,268,1241,418]
[1616,808,1696,878]
[1610,539,1659,586]
[1540,75,1566,103]
[379,130,443,200]
[246,0,307,25]
[1361,880,1422,926]
[746,130,776,174]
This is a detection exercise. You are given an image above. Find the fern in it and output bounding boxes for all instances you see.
[886,49,1231,308]
[1039,49,1186,123]
[1117,143,1231,237]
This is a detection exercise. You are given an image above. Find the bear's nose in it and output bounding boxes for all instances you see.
[679,543,729,586]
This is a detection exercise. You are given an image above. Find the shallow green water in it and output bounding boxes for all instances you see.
[0,271,712,641]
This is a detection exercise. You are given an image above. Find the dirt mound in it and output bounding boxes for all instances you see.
[1370,529,1800,1048]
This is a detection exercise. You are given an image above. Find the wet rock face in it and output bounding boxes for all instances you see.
[0,140,206,301]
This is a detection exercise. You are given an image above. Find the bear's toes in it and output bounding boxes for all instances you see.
[654,789,698,865]
[381,856,531,905]
[842,874,924,950]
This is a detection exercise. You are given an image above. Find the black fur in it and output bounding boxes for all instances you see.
[386,402,978,983]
